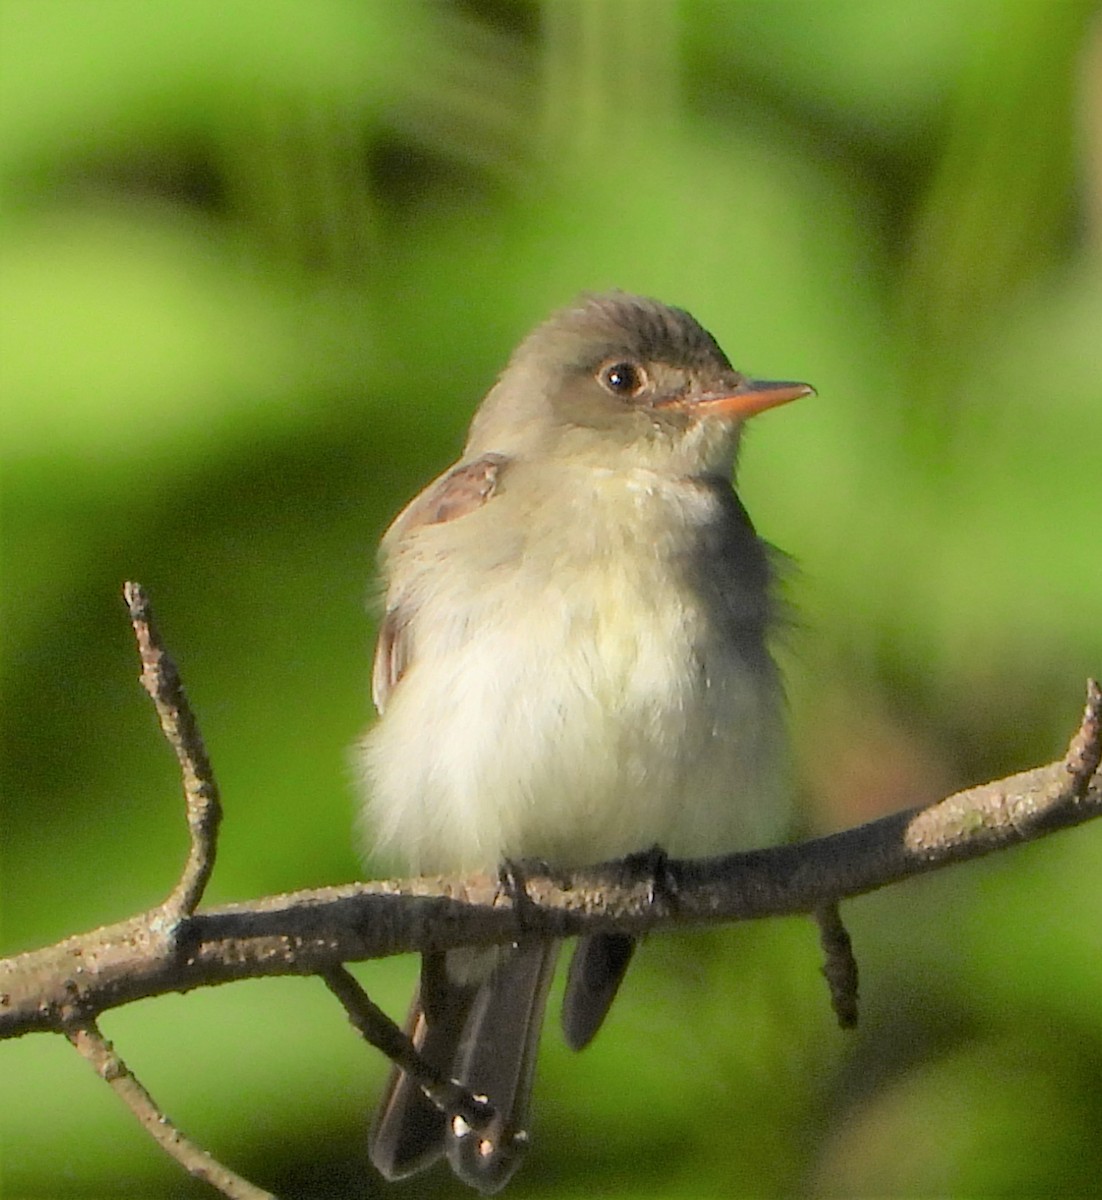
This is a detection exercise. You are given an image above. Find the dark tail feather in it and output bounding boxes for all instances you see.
[369,944,559,1193]
[368,952,478,1181]
[561,933,636,1051]
[445,942,559,1193]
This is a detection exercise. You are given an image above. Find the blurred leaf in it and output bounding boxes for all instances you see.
[808,1034,1102,1198]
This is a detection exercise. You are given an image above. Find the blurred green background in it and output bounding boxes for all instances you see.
[2,1,1101,1197]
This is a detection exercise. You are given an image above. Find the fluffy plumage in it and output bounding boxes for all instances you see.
[360,291,809,1192]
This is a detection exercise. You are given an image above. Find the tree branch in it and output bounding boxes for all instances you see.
[65,1019,275,1199]
[814,902,859,1028]
[1,584,1099,1200]
[3,680,1099,1040]
[124,581,221,920]
[321,966,497,1134]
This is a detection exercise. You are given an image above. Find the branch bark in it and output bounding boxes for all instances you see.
[124,580,222,920]
[66,1020,275,1200]
[1,583,1099,1200]
[3,681,1099,1040]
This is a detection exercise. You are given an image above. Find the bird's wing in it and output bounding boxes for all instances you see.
[371,452,508,714]
[561,932,636,1051]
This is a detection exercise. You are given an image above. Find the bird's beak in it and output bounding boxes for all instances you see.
[662,378,815,420]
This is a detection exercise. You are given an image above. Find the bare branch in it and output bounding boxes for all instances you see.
[65,1019,275,1200]
[2,584,1099,1200]
[814,903,859,1028]
[1063,676,1102,789]
[124,580,221,919]
[321,967,496,1134]
[3,680,1099,1041]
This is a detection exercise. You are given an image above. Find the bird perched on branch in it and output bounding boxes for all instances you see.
[360,291,813,1192]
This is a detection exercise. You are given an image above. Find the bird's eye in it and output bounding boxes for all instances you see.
[598,360,647,398]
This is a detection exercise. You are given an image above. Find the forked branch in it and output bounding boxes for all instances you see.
[1,585,1099,1200]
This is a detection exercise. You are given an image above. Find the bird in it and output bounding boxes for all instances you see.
[359,290,813,1192]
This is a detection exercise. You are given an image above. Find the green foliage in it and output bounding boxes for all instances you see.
[2,1,1100,1196]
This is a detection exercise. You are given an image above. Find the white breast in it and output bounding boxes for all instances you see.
[360,467,786,875]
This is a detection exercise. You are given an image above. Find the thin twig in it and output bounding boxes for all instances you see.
[900,677,1101,862]
[814,903,859,1028]
[320,966,496,1133]
[124,581,221,919]
[65,1019,275,1200]
[1061,678,1102,797]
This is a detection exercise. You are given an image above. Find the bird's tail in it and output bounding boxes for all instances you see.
[369,942,559,1194]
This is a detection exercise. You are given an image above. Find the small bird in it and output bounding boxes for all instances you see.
[360,291,812,1192]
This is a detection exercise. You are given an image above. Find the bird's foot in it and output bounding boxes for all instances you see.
[620,843,680,915]
[497,857,555,933]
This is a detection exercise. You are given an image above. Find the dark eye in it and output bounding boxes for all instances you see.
[598,360,647,398]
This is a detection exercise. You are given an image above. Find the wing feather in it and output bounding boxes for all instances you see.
[370,453,508,714]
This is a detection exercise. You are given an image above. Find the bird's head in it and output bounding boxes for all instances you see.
[466,291,813,476]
